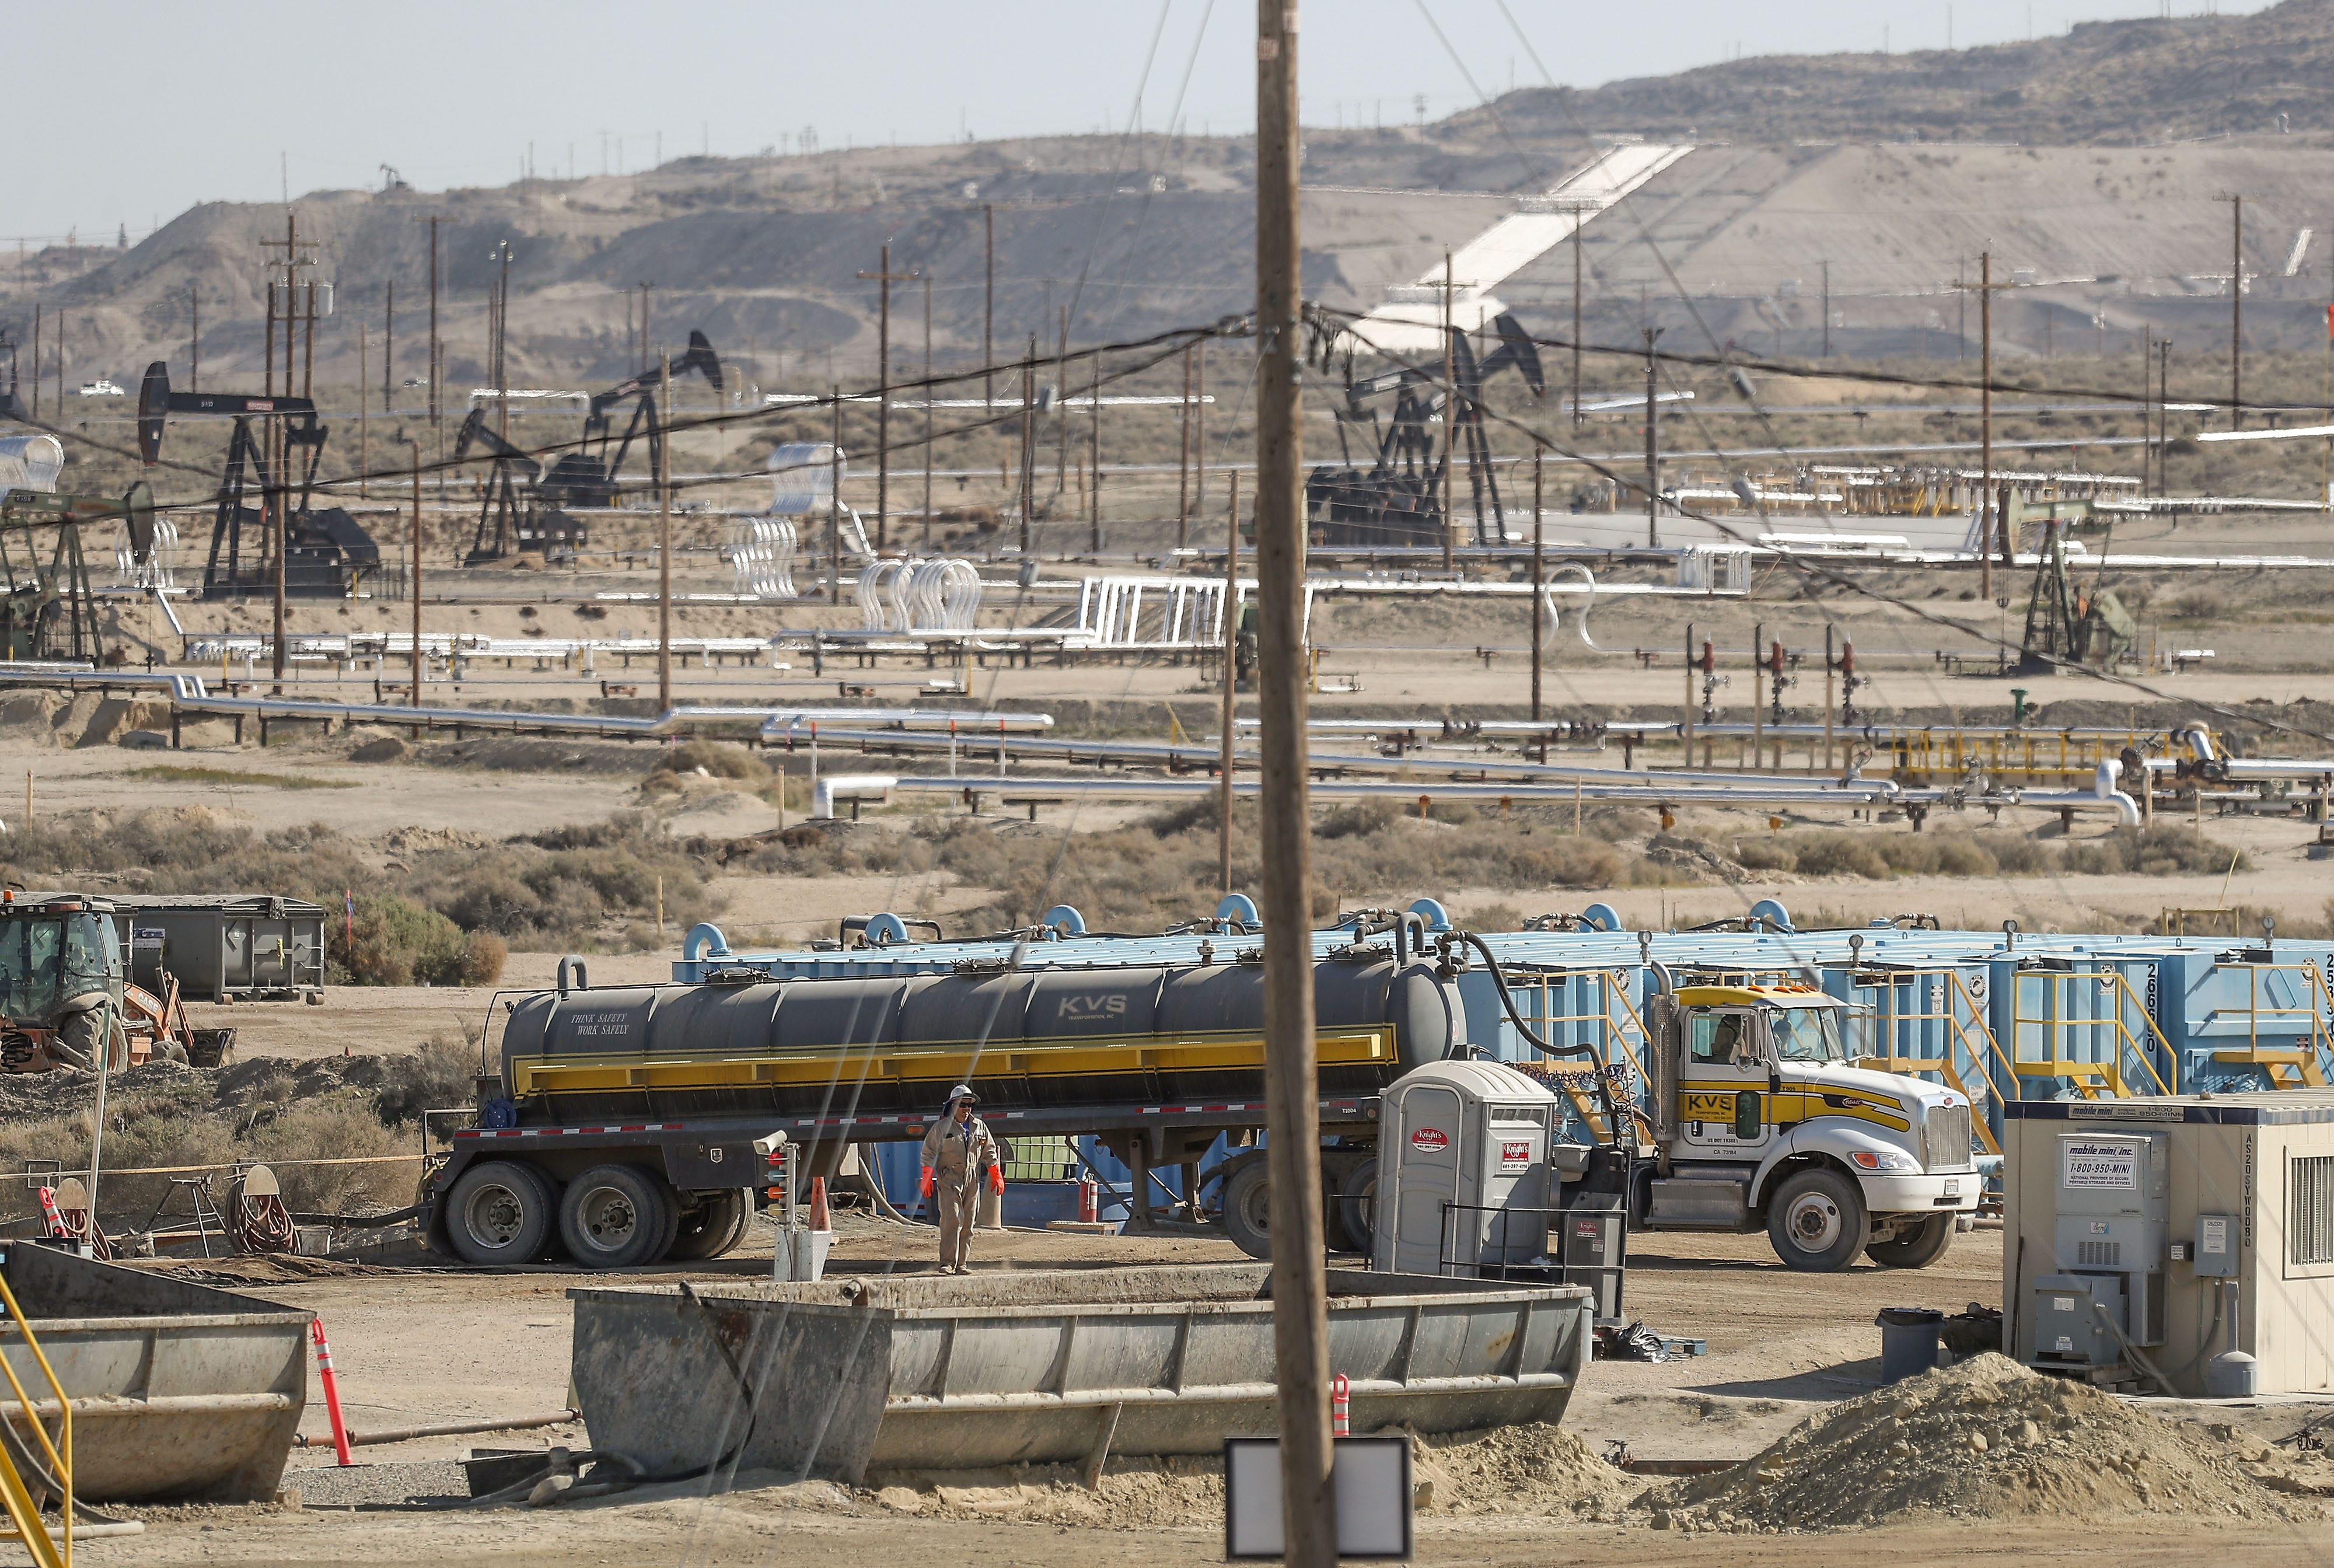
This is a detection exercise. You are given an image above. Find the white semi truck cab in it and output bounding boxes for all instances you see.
[1628,982,1980,1271]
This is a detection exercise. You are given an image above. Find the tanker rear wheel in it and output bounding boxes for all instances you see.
[1220,1157,1272,1260]
[558,1164,679,1269]
[445,1160,556,1267]
[668,1188,752,1261]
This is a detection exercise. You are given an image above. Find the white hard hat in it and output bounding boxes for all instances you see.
[946,1083,977,1105]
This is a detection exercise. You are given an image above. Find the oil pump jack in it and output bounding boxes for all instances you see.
[1305,313,1545,549]
[453,331,723,565]
[136,362,379,597]
[2016,508,2135,675]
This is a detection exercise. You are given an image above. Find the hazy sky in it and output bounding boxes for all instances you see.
[9,0,2275,243]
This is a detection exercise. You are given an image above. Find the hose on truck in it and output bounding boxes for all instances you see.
[1449,930,1649,1153]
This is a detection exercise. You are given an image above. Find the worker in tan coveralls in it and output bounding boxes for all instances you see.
[919,1084,999,1274]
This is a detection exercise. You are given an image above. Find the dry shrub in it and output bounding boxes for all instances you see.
[374,1036,483,1126]
[2062,826,2246,877]
[1734,839,1798,872]
[2161,588,2228,623]
[0,1088,413,1227]
[1791,835,1892,880]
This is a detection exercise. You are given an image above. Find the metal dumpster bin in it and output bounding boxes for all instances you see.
[0,1243,310,1502]
[569,1262,1592,1486]
[114,895,327,1001]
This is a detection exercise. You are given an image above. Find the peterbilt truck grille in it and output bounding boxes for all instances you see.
[1923,1102,1974,1172]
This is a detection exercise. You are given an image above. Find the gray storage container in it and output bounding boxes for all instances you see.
[114,895,328,1001]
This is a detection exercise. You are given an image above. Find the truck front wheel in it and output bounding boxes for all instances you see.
[1865,1212,1956,1269]
[1764,1168,1867,1273]
[445,1160,557,1267]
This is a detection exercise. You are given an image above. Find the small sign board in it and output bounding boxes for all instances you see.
[2063,1139,2141,1190]
[1225,1435,1411,1560]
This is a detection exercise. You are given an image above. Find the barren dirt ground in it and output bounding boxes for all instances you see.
[73,1221,2334,1567]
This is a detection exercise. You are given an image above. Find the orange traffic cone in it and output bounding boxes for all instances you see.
[808,1175,831,1232]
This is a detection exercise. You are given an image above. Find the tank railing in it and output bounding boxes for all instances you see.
[1512,969,1649,1141]
[1850,970,2014,1154]
[1884,726,2155,785]
[0,1259,72,1568]
[2197,963,2334,1089]
[2010,970,2178,1098]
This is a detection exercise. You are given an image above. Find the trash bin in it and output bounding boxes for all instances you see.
[1876,1307,1945,1384]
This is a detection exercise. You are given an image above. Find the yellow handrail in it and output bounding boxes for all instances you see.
[1851,970,2015,1155]
[0,1264,71,1568]
[2010,970,2176,1097]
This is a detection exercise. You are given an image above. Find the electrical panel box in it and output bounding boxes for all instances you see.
[1374,1060,1556,1277]
[2194,1213,2240,1279]
[2031,1271,2127,1367]
[2051,1130,2170,1346]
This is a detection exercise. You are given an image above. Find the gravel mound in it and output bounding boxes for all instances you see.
[1645,1352,2308,1532]
[281,1460,468,1509]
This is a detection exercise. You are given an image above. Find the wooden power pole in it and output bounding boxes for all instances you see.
[1253,1,1334,1561]
[858,244,920,553]
[2219,193,2245,429]
[409,441,424,706]
[658,356,673,711]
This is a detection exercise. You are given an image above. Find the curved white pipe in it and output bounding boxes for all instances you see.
[813,774,898,819]
[2018,758,2140,827]
[2182,724,2218,763]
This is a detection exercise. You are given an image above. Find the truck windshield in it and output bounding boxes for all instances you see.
[63,914,120,1005]
[1771,1007,1846,1063]
[0,919,62,1022]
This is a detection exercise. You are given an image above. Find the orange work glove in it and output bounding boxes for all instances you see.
[919,1166,935,1197]
[987,1164,1005,1196]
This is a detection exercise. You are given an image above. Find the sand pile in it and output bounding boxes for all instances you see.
[872,1422,1636,1528]
[1645,1352,2311,1532]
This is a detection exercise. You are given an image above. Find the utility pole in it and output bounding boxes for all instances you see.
[924,273,935,551]
[2141,326,2153,498]
[190,288,200,393]
[2218,193,2244,428]
[982,204,995,415]
[1089,350,1103,554]
[1643,327,1663,548]
[658,355,673,711]
[1982,251,1995,596]
[1055,302,1071,502]
[1441,250,1456,571]
[1821,260,1831,358]
[382,281,393,413]
[25,306,33,424]
[829,387,843,605]
[638,281,653,374]
[1531,445,1544,721]
[2158,337,2174,495]
[1019,336,1036,556]
[414,215,443,451]
[1220,469,1240,895]
[1569,203,1586,428]
[857,244,920,553]
[260,211,315,694]
[1177,344,1194,547]
[492,240,512,440]
[359,330,369,499]
[1195,341,1207,522]
[1255,0,1333,1557]
[409,440,424,705]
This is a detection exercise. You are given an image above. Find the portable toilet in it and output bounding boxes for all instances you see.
[1374,1059,1558,1276]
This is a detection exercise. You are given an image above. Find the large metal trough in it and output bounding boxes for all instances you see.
[570,1264,1591,1485]
[0,1244,309,1503]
